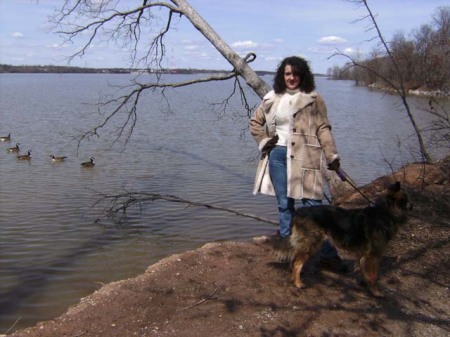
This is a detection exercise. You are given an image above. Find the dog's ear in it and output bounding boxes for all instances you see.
[389,181,401,193]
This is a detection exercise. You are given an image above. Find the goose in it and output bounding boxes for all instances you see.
[0,133,11,142]
[7,143,20,152]
[17,150,31,160]
[50,155,67,162]
[81,157,95,167]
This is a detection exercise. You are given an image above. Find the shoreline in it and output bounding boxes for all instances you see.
[6,157,450,337]
[366,82,449,97]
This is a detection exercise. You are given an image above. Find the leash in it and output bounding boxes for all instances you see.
[336,169,374,206]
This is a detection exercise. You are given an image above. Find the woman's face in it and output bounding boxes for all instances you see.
[284,64,300,90]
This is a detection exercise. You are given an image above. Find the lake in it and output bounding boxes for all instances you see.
[0,73,446,332]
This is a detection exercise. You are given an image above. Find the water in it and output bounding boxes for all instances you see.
[0,73,446,332]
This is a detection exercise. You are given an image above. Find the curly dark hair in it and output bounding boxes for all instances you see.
[273,56,316,94]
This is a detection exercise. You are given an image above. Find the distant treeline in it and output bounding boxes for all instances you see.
[327,6,450,94]
[0,64,130,74]
[0,64,275,76]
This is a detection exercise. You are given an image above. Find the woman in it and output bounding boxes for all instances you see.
[250,56,345,269]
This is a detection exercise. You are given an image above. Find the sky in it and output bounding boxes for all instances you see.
[0,0,448,74]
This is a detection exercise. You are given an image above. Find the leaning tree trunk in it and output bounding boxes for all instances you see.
[175,0,352,201]
[173,0,270,97]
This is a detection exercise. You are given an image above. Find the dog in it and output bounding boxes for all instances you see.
[274,182,411,298]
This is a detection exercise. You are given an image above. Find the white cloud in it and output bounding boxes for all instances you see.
[231,40,258,49]
[307,46,336,54]
[273,38,284,44]
[184,45,199,50]
[318,36,347,45]
[343,47,357,55]
[12,32,24,38]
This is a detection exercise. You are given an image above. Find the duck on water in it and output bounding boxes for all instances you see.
[0,133,11,142]
[17,150,32,160]
[7,143,20,152]
[81,157,95,167]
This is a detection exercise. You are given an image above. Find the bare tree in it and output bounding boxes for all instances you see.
[389,31,417,88]
[414,7,450,152]
[52,0,354,218]
[429,6,450,92]
[51,0,272,149]
[413,23,435,86]
[331,0,433,163]
[333,6,450,94]
[424,99,450,151]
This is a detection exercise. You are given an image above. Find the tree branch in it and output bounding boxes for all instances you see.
[331,0,433,163]
[76,71,242,149]
[52,1,181,67]
[92,188,278,226]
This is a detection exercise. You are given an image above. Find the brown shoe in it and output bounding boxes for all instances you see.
[252,230,281,245]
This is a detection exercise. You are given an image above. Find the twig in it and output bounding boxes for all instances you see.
[4,316,22,335]
[178,288,219,311]
[93,189,279,226]
[73,332,87,337]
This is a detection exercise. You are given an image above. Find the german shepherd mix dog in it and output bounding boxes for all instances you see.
[274,182,411,298]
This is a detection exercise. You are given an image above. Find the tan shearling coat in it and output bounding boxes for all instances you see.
[250,90,339,200]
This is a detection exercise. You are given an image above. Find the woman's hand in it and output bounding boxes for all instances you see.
[262,135,279,152]
[327,159,340,171]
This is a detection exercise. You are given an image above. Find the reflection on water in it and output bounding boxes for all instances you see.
[0,73,446,332]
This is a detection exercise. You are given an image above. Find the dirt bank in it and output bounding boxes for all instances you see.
[7,158,450,337]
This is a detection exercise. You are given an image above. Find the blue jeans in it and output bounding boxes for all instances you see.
[269,146,295,237]
[269,146,338,258]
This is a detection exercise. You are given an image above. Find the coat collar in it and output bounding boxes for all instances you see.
[292,91,317,112]
[263,90,317,112]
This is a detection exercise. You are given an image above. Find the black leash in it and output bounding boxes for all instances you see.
[336,169,374,206]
